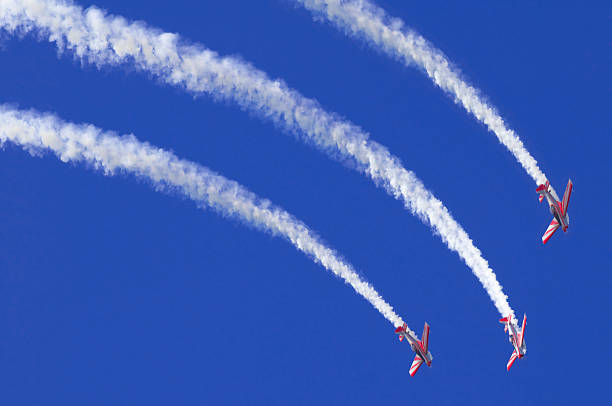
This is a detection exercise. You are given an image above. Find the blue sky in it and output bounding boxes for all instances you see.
[0,1,610,404]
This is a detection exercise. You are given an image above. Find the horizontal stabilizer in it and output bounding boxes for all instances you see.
[396,323,407,342]
[536,180,550,194]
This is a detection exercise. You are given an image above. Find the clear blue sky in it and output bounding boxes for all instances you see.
[1,1,610,404]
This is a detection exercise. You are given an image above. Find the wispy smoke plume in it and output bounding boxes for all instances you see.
[295,0,549,187]
[0,0,513,317]
[0,104,410,331]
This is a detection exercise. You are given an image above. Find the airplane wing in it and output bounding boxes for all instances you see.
[518,315,526,347]
[409,355,424,377]
[421,323,430,353]
[507,351,519,371]
[561,179,573,216]
[542,218,560,244]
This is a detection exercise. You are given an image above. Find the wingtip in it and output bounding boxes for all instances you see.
[506,352,519,370]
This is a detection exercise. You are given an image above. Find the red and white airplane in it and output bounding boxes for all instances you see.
[394,323,432,376]
[499,314,527,370]
[536,179,573,244]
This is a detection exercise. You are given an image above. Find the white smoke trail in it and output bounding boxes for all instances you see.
[295,0,549,188]
[0,0,514,317]
[0,104,411,332]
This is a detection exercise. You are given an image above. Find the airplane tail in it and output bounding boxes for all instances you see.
[561,179,573,216]
[395,323,407,341]
[499,315,511,333]
[536,180,550,202]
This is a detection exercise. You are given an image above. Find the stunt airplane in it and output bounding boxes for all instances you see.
[536,179,573,244]
[499,314,527,370]
[395,323,432,376]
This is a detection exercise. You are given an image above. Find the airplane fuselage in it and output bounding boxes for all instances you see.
[542,190,569,231]
[507,322,527,358]
[402,331,433,366]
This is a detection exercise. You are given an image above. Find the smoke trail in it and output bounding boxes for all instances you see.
[295,0,549,187]
[0,0,514,317]
[0,104,411,332]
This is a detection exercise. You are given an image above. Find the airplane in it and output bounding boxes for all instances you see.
[536,179,573,244]
[499,314,527,370]
[394,322,433,376]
